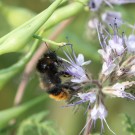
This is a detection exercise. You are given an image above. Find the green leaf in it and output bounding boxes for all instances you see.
[16,111,58,135]
[0,0,63,55]
[0,95,47,130]
[0,39,40,90]
[123,114,135,135]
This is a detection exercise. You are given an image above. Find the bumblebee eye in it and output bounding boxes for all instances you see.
[36,59,47,73]
[50,53,57,61]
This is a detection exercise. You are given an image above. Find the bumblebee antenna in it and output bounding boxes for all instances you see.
[44,42,54,54]
[66,36,73,47]
[44,42,49,49]
[55,37,72,52]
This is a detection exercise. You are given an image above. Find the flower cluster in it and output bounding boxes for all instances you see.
[98,23,135,81]
[89,0,135,12]
[62,23,135,135]
[88,0,135,34]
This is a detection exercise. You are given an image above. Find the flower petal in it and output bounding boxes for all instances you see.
[77,54,84,65]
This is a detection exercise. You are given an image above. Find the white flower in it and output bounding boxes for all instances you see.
[126,35,135,53]
[90,102,116,134]
[91,102,107,120]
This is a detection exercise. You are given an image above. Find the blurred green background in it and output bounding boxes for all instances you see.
[0,0,135,135]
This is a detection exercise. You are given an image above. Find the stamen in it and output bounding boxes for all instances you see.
[104,119,116,135]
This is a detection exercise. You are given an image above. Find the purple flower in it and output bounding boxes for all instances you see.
[89,0,135,12]
[89,0,103,11]
[66,92,96,107]
[103,82,135,100]
[109,0,135,5]
[101,11,122,26]
[98,45,116,75]
[97,24,122,75]
[108,36,124,56]
[63,47,91,83]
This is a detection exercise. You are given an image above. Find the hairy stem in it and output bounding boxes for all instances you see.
[83,109,92,135]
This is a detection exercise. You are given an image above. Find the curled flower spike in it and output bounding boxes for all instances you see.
[97,24,119,76]
[96,22,135,76]
[103,82,135,100]
[62,46,91,83]
[108,23,125,56]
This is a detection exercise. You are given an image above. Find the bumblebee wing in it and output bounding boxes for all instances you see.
[38,73,54,90]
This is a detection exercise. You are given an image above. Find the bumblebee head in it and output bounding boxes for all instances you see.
[44,51,58,63]
[36,58,47,73]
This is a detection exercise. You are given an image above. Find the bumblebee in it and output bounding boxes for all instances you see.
[36,51,62,85]
[36,48,80,101]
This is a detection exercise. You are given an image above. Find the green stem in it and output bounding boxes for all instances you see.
[0,95,47,129]
[33,35,66,46]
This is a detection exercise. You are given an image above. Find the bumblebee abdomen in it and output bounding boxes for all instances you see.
[49,90,70,101]
[47,85,70,101]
